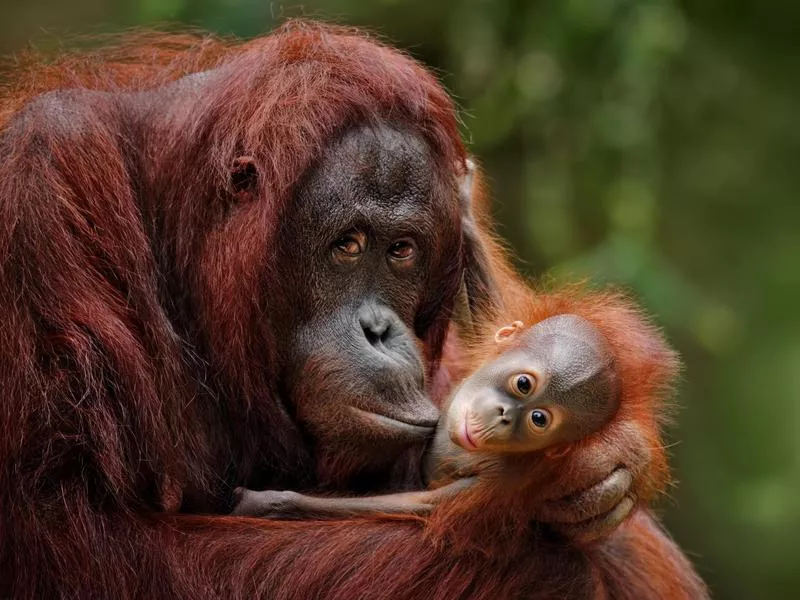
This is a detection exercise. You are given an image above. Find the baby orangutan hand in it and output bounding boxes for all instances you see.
[532,418,659,543]
[536,467,636,543]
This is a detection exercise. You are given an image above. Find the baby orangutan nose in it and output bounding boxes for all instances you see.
[496,403,512,425]
[469,396,520,444]
[483,399,518,430]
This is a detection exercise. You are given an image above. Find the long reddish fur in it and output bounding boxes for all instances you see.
[0,21,705,599]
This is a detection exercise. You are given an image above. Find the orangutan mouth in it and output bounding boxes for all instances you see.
[350,407,437,439]
[454,414,479,451]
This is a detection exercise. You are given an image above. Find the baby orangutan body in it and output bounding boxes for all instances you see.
[232,314,619,519]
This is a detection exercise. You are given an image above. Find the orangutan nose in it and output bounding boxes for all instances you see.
[360,306,393,347]
[356,301,421,372]
[358,302,401,349]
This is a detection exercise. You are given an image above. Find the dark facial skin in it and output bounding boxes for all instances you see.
[270,124,459,481]
[232,314,621,518]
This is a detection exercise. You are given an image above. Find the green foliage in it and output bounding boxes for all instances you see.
[3,1,799,597]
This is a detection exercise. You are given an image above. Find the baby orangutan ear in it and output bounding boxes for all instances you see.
[494,321,525,343]
[230,155,259,201]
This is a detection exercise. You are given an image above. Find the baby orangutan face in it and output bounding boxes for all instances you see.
[446,314,620,454]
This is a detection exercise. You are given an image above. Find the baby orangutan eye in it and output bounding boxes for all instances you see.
[510,373,536,397]
[530,408,551,430]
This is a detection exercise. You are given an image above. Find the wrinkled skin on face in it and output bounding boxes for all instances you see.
[271,124,461,483]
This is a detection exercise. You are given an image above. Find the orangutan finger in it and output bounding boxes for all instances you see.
[552,496,636,543]
[536,467,633,525]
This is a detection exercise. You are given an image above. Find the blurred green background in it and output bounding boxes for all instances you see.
[3,0,798,597]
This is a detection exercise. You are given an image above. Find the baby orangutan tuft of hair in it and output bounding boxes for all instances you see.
[232,312,622,520]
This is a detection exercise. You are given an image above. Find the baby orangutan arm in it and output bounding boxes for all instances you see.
[231,478,477,520]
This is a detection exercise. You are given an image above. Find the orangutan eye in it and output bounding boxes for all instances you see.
[387,239,416,262]
[510,374,536,397]
[530,409,551,430]
[332,231,366,259]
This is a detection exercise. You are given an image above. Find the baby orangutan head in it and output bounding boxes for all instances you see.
[446,314,620,455]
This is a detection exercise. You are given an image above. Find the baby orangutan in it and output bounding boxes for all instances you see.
[232,313,619,519]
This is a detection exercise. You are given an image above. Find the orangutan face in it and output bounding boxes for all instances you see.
[274,124,461,475]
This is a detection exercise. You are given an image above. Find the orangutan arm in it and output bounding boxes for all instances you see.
[152,508,706,600]
[589,510,710,599]
[230,478,477,519]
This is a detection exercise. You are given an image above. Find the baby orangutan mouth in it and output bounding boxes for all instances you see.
[454,414,480,451]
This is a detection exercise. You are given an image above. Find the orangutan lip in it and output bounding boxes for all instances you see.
[351,408,436,437]
[460,417,479,450]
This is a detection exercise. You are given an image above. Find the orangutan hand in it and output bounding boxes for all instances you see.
[532,420,660,543]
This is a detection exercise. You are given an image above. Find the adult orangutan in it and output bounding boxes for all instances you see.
[0,21,704,599]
